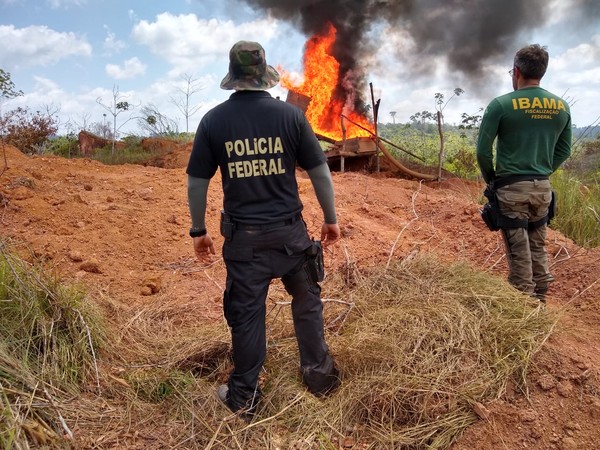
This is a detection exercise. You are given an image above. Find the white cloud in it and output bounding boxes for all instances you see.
[103,26,127,56]
[0,24,92,68]
[540,35,600,125]
[5,76,89,130]
[130,73,217,132]
[46,0,87,8]
[131,13,280,72]
[105,57,147,79]
[551,35,600,74]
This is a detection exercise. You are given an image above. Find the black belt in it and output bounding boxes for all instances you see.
[493,174,549,190]
[234,214,302,231]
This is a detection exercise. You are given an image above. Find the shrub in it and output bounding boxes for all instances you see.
[0,107,58,153]
[47,133,80,158]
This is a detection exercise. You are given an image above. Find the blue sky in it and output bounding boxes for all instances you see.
[1,0,599,137]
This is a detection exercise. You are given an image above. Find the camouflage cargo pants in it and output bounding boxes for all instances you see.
[495,179,554,297]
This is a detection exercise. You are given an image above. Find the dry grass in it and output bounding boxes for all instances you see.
[1,247,557,449]
[0,240,106,449]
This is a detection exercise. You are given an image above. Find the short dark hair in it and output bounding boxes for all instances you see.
[514,44,549,80]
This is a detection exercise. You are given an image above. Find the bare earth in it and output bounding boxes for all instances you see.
[1,142,599,450]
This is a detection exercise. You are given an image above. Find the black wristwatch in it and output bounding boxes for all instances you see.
[189,227,207,238]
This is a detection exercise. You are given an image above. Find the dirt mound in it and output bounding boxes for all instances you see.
[1,143,599,449]
[141,138,192,169]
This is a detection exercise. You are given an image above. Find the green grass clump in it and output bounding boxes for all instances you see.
[92,142,154,165]
[126,368,196,403]
[0,240,106,448]
[551,170,600,248]
[0,242,104,388]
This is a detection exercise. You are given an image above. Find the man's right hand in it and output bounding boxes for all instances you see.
[320,223,340,248]
[193,234,215,263]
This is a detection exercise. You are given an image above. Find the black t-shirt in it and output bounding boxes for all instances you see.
[186,91,326,224]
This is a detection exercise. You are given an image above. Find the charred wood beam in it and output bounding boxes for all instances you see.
[340,115,424,162]
[315,133,337,144]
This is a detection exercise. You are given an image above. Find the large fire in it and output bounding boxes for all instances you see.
[280,23,373,142]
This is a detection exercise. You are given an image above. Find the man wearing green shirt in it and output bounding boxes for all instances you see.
[476,44,572,302]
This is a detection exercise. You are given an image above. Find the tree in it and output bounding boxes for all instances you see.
[1,69,25,175]
[96,85,137,154]
[389,111,397,124]
[458,109,483,139]
[409,110,435,143]
[89,121,113,140]
[138,104,179,136]
[170,73,204,133]
[433,88,464,180]
[0,69,23,102]
[64,112,93,138]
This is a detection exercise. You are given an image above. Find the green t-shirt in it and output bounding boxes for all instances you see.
[476,86,572,184]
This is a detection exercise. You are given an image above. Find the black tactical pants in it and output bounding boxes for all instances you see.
[221,218,339,414]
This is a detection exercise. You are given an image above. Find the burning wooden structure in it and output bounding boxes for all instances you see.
[285,90,435,178]
[279,23,437,179]
[326,137,377,172]
[286,90,376,172]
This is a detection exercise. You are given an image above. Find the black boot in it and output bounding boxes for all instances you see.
[302,358,341,397]
[533,287,548,304]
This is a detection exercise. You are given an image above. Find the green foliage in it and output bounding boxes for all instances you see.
[92,137,150,165]
[0,240,106,448]
[120,134,142,147]
[0,106,58,153]
[0,241,105,389]
[47,133,80,158]
[176,132,195,142]
[126,368,195,403]
[380,121,600,245]
[551,170,600,248]
[458,110,483,138]
[0,68,23,100]
[85,134,195,165]
[445,145,479,179]
[379,122,482,179]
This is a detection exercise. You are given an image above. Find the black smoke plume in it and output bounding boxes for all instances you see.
[232,0,581,113]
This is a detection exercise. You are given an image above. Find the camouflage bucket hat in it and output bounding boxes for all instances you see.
[220,41,280,90]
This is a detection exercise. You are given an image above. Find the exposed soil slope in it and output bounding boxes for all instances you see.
[1,143,599,449]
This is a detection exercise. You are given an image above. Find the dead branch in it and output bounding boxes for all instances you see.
[386,180,423,270]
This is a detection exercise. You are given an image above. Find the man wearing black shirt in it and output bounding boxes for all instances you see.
[187,41,341,418]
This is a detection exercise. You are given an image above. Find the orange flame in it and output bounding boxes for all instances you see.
[280,23,373,141]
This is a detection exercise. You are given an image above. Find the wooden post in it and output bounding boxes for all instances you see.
[340,116,347,173]
[436,110,445,181]
[370,82,380,173]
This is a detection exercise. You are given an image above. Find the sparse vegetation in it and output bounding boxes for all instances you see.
[0,245,557,449]
[0,106,59,154]
[0,240,106,448]
[90,135,147,165]
[46,133,80,158]
[550,170,600,248]
[379,121,600,248]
